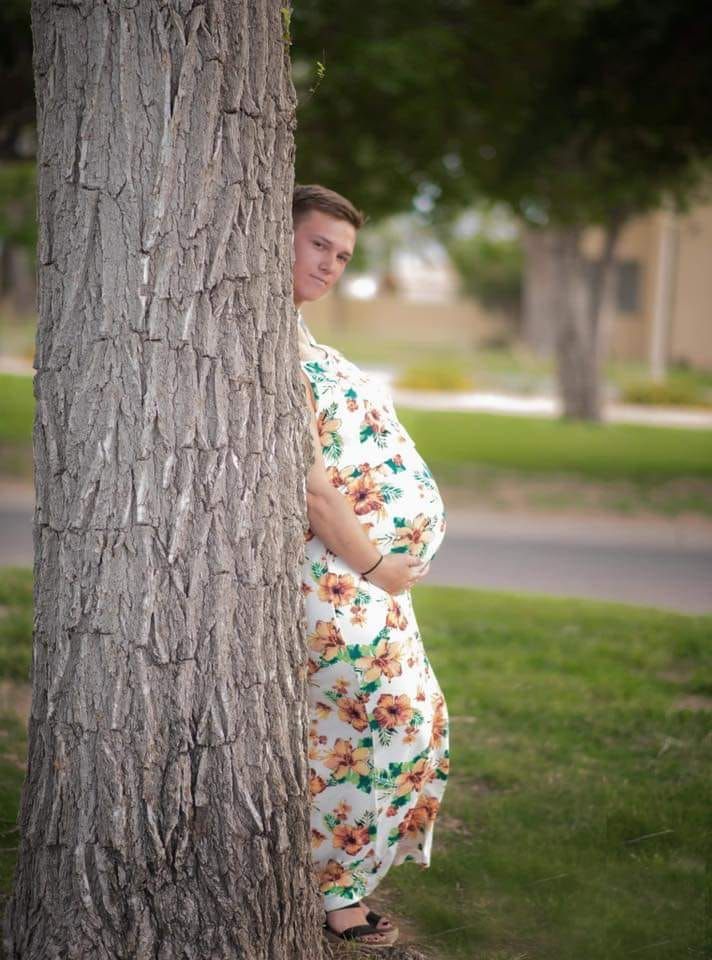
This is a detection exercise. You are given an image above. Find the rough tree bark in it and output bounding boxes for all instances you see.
[4,2,327,958]
[524,220,623,421]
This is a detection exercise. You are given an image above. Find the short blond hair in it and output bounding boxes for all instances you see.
[292,183,366,230]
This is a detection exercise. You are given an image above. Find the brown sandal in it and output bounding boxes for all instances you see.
[324,902,399,947]
[363,902,398,933]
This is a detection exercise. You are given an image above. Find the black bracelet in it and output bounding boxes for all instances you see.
[361,554,383,578]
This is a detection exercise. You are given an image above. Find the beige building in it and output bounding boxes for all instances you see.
[304,197,712,374]
[301,291,502,349]
[592,200,712,371]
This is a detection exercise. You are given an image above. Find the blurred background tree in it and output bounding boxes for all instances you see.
[437,213,523,330]
[293,0,712,419]
[1,1,712,416]
[0,0,35,315]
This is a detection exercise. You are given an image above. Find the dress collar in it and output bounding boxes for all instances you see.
[297,309,317,346]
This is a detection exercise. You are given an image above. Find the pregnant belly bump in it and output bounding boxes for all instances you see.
[392,513,438,556]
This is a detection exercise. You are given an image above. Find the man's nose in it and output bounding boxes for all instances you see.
[319,253,336,273]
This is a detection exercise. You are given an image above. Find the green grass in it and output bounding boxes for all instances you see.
[397,408,712,484]
[0,568,33,682]
[2,371,711,490]
[0,373,34,478]
[382,586,712,960]
[0,569,709,959]
[0,374,33,445]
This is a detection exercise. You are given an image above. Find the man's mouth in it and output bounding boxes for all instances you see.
[311,275,327,286]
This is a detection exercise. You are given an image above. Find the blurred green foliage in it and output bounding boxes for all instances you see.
[620,378,712,409]
[0,162,36,252]
[443,232,523,315]
[294,2,712,227]
[394,356,476,392]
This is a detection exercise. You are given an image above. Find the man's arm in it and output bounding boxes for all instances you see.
[300,371,382,575]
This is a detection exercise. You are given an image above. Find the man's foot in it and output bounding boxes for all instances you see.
[324,903,398,946]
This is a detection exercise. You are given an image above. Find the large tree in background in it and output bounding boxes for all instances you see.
[4,2,327,958]
[293,0,712,419]
[0,0,36,311]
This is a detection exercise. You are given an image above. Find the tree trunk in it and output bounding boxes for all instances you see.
[4,3,327,959]
[521,226,557,354]
[548,219,623,421]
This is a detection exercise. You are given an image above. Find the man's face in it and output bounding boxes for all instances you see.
[293,210,357,306]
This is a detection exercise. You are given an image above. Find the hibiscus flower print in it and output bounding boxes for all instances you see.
[359,406,391,448]
[373,693,414,730]
[312,828,327,848]
[310,769,328,796]
[354,637,404,684]
[324,738,371,781]
[308,620,346,662]
[337,697,369,732]
[386,597,408,630]
[318,402,343,463]
[325,463,356,489]
[346,472,387,519]
[430,694,448,749]
[332,823,372,856]
[333,800,352,821]
[319,859,354,894]
[317,572,358,607]
[350,605,367,627]
[394,758,434,798]
[391,513,434,558]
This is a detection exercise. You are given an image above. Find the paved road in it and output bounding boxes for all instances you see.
[427,509,712,614]
[2,486,710,614]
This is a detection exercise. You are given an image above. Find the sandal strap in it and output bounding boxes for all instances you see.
[331,923,387,941]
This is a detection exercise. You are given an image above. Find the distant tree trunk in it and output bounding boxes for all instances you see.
[521,227,556,354]
[4,3,327,960]
[525,219,623,421]
[552,219,622,421]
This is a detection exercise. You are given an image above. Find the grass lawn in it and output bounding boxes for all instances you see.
[1,568,709,959]
[0,373,34,478]
[2,372,711,513]
[397,408,712,483]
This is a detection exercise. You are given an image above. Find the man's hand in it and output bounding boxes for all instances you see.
[366,555,430,595]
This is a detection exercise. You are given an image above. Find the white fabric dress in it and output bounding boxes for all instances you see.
[300,328,450,910]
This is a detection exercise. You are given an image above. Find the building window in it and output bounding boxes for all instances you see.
[615,259,641,314]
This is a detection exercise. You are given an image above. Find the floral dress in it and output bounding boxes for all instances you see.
[299,331,450,911]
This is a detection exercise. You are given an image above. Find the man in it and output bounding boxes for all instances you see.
[291,185,445,947]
